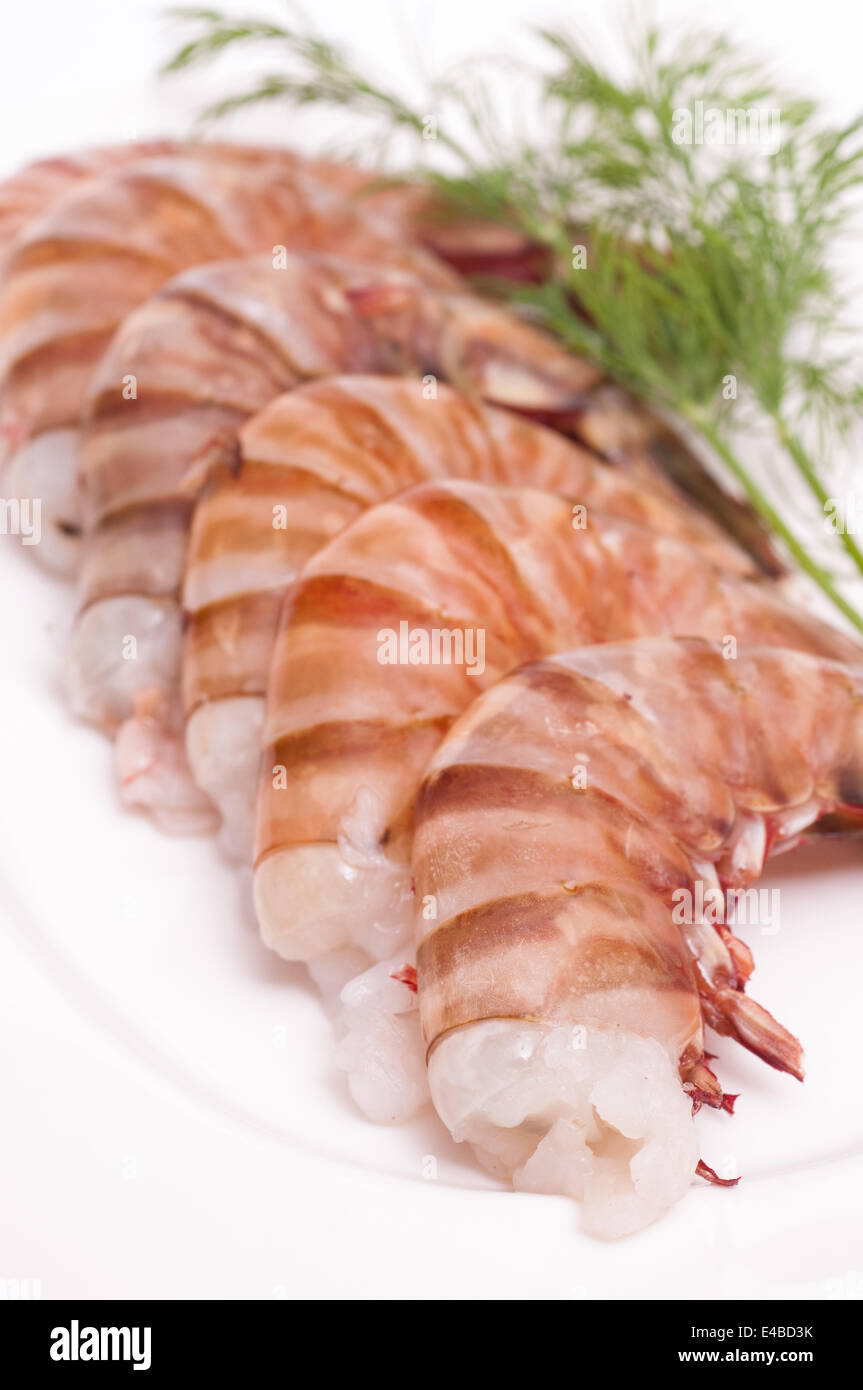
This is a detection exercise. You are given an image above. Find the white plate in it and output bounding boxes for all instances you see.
[3,0,863,1297]
[1,539,862,1300]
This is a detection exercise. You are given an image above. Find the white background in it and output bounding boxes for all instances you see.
[1,0,863,1301]
[4,0,863,169]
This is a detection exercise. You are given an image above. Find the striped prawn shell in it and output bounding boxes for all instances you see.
[261,282,782,575]
[0,141,780,575]
[79,248,736,618]
[184,376,756,735]
[414,638,863,1080]
[75,252,458,617]
[251,479,859,915]
[76,257,673,738]
[0,142,179,259]
[0,141,563,287]
[0,146,407,493]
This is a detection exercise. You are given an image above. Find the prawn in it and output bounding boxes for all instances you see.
[69,253,634,834]
[0,141,781,580]
[251,478,859,966]
[72,251,761,741]
[0,147,409,571]
[412,637,863,1235]
[179,381,763,855]
[69,252,458,740]
[0,142,176,257]
[72,241,759,833]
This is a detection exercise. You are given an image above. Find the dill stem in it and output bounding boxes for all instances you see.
[768,413,863,578]
[687,410,863,634]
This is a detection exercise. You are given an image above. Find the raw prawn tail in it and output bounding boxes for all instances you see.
[0,419,85,576]
[674,899,806,1081]
[682,1056,737,1114]
[114,688,219,837]
[411,638,863,1232]
[695,1160,740,1188]
[333,950,430,1125]
[68,581,185,735]
[704,985,805,1081]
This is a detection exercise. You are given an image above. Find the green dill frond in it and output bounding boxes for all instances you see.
[161,5,863,628]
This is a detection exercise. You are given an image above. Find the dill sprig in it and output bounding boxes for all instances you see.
[163,5,863,631]
[162,5,475,162]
